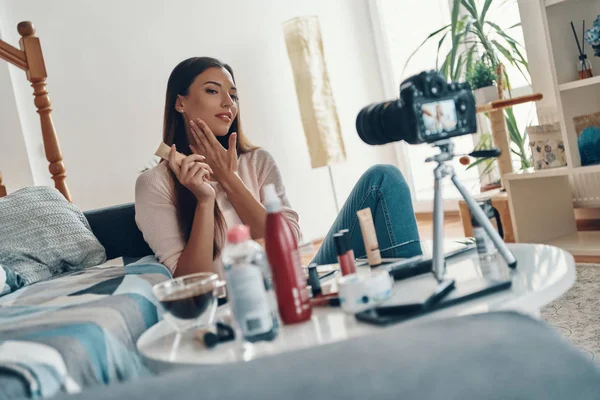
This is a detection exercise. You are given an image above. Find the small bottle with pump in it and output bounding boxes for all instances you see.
[222,225,279,342]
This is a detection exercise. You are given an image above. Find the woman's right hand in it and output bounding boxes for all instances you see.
[168,144,215,202]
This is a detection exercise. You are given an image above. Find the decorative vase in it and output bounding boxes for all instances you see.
[573,112,600,166]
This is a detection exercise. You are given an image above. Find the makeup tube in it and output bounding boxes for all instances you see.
[338,229,355,265]
[334,233,355,276]
[357,208,382,266]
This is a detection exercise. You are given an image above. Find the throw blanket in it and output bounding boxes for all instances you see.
[0,258,171,399]
[0,186,106,295]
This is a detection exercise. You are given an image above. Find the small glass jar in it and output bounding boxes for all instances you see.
[578,55,593,80]
[471,201,501,261]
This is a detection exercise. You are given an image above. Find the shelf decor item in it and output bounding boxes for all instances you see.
[578,127,600,166]
[571,21,593,80]
[526,123,566,170]
[584,15,600,57]
[573,111,600,137]
[573,111,600,167]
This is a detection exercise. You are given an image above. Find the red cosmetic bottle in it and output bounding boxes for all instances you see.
[263,184,312,324]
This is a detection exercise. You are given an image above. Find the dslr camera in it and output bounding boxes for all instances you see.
[356,70,477,146]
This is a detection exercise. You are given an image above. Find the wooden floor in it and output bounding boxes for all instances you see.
[416,212,465,241]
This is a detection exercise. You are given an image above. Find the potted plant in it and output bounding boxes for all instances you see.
[465,58,500,188]
[406,0,532,176]
[466,58,497,102]
[405,0,529,89]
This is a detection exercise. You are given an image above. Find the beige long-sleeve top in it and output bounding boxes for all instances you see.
[135,148,301,274]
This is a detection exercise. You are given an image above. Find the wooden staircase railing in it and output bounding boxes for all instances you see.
[0,21,71,202]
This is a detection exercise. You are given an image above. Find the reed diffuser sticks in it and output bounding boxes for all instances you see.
[571,20,593,79]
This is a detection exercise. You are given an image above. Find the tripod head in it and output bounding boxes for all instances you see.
[425,139,501,166]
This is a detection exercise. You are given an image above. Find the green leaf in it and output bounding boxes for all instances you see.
[465,45,475,79]
[449,33,461,79]
[480,158,497,177]
[511,44,529,69]
[452,54,465,80]
[507,22,522,30]
[492,40,516,66]
[480,0,493,26]
[403,25,451,77]
[487,21,518,44]
[439,51,453,79]
[503,68,513,95]
[486,21,530,72]
[506,39,530,78]
[435,32,449,70]
[451,0,461,38]
[460,0,478,19]
[450,19,474,79]
[465,156,491,170]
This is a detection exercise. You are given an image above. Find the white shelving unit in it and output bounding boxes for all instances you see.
[508,0,600,257]
[545,0,568,6]
[559,75,600,91]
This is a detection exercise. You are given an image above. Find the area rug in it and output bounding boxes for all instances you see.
[541,263,600,364]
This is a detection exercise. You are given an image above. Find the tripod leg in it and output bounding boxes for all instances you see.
[433,165,446,281]
[450,174,517,269]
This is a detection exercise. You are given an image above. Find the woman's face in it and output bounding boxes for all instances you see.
[177,67,239,137]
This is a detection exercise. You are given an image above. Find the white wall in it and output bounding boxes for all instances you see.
[0,0,395,240]
[517,0,558,113]
[0,9,34,194]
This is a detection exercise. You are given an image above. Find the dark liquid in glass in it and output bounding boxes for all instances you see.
[159,287,214,320]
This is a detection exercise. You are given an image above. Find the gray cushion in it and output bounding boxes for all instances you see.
[53,312,600,400]
[0,186,106,294]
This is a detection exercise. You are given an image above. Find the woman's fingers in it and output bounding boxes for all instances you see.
[193,162,213,175]
[198,169,210,182]
[196,119,221,147]
[190,120,210,149]
[228,132,238,170]
[185,162,203,182]
[190,143,208,158]
[180,155,208,180]
[180,155,193,179]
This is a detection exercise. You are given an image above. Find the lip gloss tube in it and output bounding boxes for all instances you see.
[338,229,355,264]
[334,232,356,275]
[307,263,322,297]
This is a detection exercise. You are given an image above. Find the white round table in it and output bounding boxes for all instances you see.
[137,243,575,370]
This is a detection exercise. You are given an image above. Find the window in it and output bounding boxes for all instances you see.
[370,0,535,209]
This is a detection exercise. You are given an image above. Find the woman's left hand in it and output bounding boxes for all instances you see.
[189,118,238,185]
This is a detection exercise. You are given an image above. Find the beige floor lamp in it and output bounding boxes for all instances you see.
[283,15,346,213]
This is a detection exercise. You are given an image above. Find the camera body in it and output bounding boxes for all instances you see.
[356,70,477,145]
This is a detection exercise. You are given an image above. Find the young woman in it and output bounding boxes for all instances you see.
[135,57,420,277]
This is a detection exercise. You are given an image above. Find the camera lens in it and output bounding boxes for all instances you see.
[355,70,476,146]
[356,101,402,145]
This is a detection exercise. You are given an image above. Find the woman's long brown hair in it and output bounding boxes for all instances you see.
[163,57,255,259]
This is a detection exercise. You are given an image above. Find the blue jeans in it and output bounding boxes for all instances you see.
[311,164,421,265]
